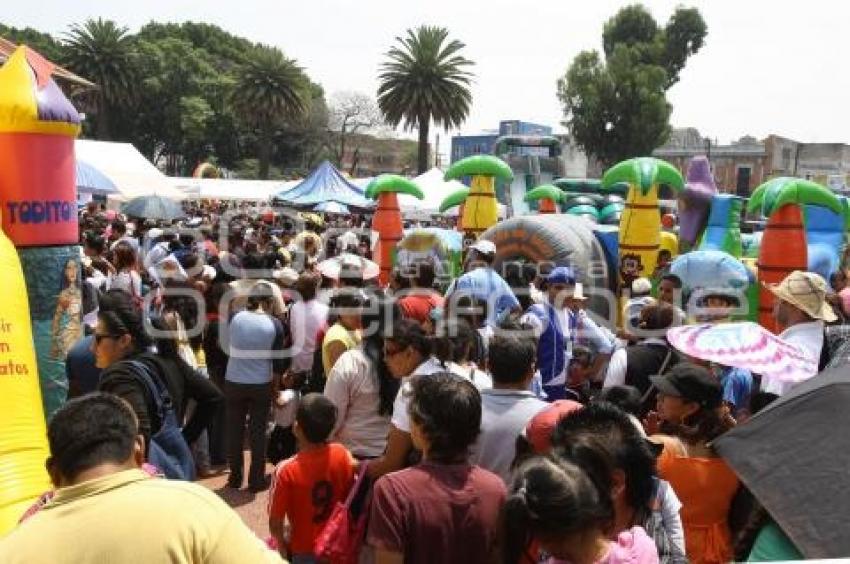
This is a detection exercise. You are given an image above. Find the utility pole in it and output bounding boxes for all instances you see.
[435,133,440,168]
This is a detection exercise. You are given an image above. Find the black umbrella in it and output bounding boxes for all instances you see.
[121,195,185,221]
[713,365,850,558]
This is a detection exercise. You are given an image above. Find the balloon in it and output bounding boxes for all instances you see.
[0,218,50,536]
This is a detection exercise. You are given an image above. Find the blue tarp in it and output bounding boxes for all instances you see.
[76,159,118,195]
[275,160,372,209]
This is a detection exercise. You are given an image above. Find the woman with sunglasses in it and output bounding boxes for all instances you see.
[95,290,218,464]
[366,318,488,478]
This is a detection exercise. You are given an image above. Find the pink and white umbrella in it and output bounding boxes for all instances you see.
[666,322,818,385]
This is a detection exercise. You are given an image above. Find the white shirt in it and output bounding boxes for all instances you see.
[470,389,549,483]
[325,349,389,458]
[390,357,492,433]
[762,320,823,396]
[288,299,329,372]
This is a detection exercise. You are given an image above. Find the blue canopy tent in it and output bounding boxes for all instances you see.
[76,159,117,195]
[274,160,372,210]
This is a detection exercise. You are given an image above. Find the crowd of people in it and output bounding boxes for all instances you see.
[1,199,848,563]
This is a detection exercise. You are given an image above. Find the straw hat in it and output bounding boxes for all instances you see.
[765,270,837,322]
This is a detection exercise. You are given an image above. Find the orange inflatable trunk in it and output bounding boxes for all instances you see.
[537,198,557,214]
[372,192,403,286]
[757,204,808,333]
[456,202,465,231]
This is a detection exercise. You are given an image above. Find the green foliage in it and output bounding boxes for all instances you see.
[0,23,63,61]
[378,25,474,174]
[3,20,329,179]
[62,18,139,139]
[558,4,707,167]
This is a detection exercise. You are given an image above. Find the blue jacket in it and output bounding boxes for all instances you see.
[527,303,569,395]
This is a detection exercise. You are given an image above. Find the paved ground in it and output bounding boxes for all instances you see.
[197,457,276,539]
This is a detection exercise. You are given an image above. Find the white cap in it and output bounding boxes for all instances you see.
[469,239,496,255]
[273,267,299,287]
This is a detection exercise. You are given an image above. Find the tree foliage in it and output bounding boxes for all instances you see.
[1,20,330,178]
[558,4,707,167]
[378,25,474,174]
[328,91,384,173]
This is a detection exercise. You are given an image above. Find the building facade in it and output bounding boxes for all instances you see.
[339,133,419,177]
[655,128,850,195]
[451,120,553,162]
[653,129,768,196]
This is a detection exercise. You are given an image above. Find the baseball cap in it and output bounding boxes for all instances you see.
[649,363,722,409]
[525,400,584,454]
[469,239,496,255]
[547,266,577,286]
[765,270,837,322]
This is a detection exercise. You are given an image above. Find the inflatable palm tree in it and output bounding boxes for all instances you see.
[439,187,470,232]
[444,155,513,238]
[602,157,685,289]
[524,184,563,214]
[747,177,842,333]
[365,174,423,285]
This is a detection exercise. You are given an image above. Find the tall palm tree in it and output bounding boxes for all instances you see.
[377,26,474,174]
[747,177,841,332]
[231,46,309,179]
[62,18,138,140]
[602,157,684,290]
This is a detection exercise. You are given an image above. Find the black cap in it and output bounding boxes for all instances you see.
[650,363,721,409]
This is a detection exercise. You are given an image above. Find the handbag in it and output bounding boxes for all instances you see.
[314,461,371,564]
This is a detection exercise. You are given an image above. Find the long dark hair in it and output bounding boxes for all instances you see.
[502,455,614,564]
[660,406,736,444]
[361,292,401,416]
[432,318,476,367]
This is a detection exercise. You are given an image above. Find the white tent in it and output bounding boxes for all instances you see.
[75,140,186,201]
[398,167,467,212]
[169,177,299,201]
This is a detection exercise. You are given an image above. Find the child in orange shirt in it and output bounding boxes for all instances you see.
[268,393,356,563]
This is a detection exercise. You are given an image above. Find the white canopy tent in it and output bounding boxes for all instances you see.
[400,167,467,212]
[75,140,186,201]
[170,177,299,201]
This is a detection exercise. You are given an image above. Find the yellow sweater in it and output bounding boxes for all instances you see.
[0,469,285,564]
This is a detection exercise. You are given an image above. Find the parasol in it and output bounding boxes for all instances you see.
[317,253,379,281]
[714,364,850,559]
[666,322,817,385]
[121,195,185,221]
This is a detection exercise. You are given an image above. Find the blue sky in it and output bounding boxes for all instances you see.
[6,0,849,148]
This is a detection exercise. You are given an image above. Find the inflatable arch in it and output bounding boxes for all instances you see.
[480,214,613,321]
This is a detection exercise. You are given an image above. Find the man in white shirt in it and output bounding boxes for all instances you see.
[470,333,547,482]
[764,270,837,395]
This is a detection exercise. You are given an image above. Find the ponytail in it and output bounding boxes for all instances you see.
[502,456,613,563]
[501,486,535,564]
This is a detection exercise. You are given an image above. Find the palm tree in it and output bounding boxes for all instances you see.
[62,18,138,139]
[365,175,424,285]
[231,46,309,179]
[524,184,563,214]
[445,155,513,238]
[377,26,474,174]
[747,177,841,332]
[602,157,684,290]
[439,187,470,232]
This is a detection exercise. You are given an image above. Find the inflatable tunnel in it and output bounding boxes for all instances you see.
[481,214,613,321]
